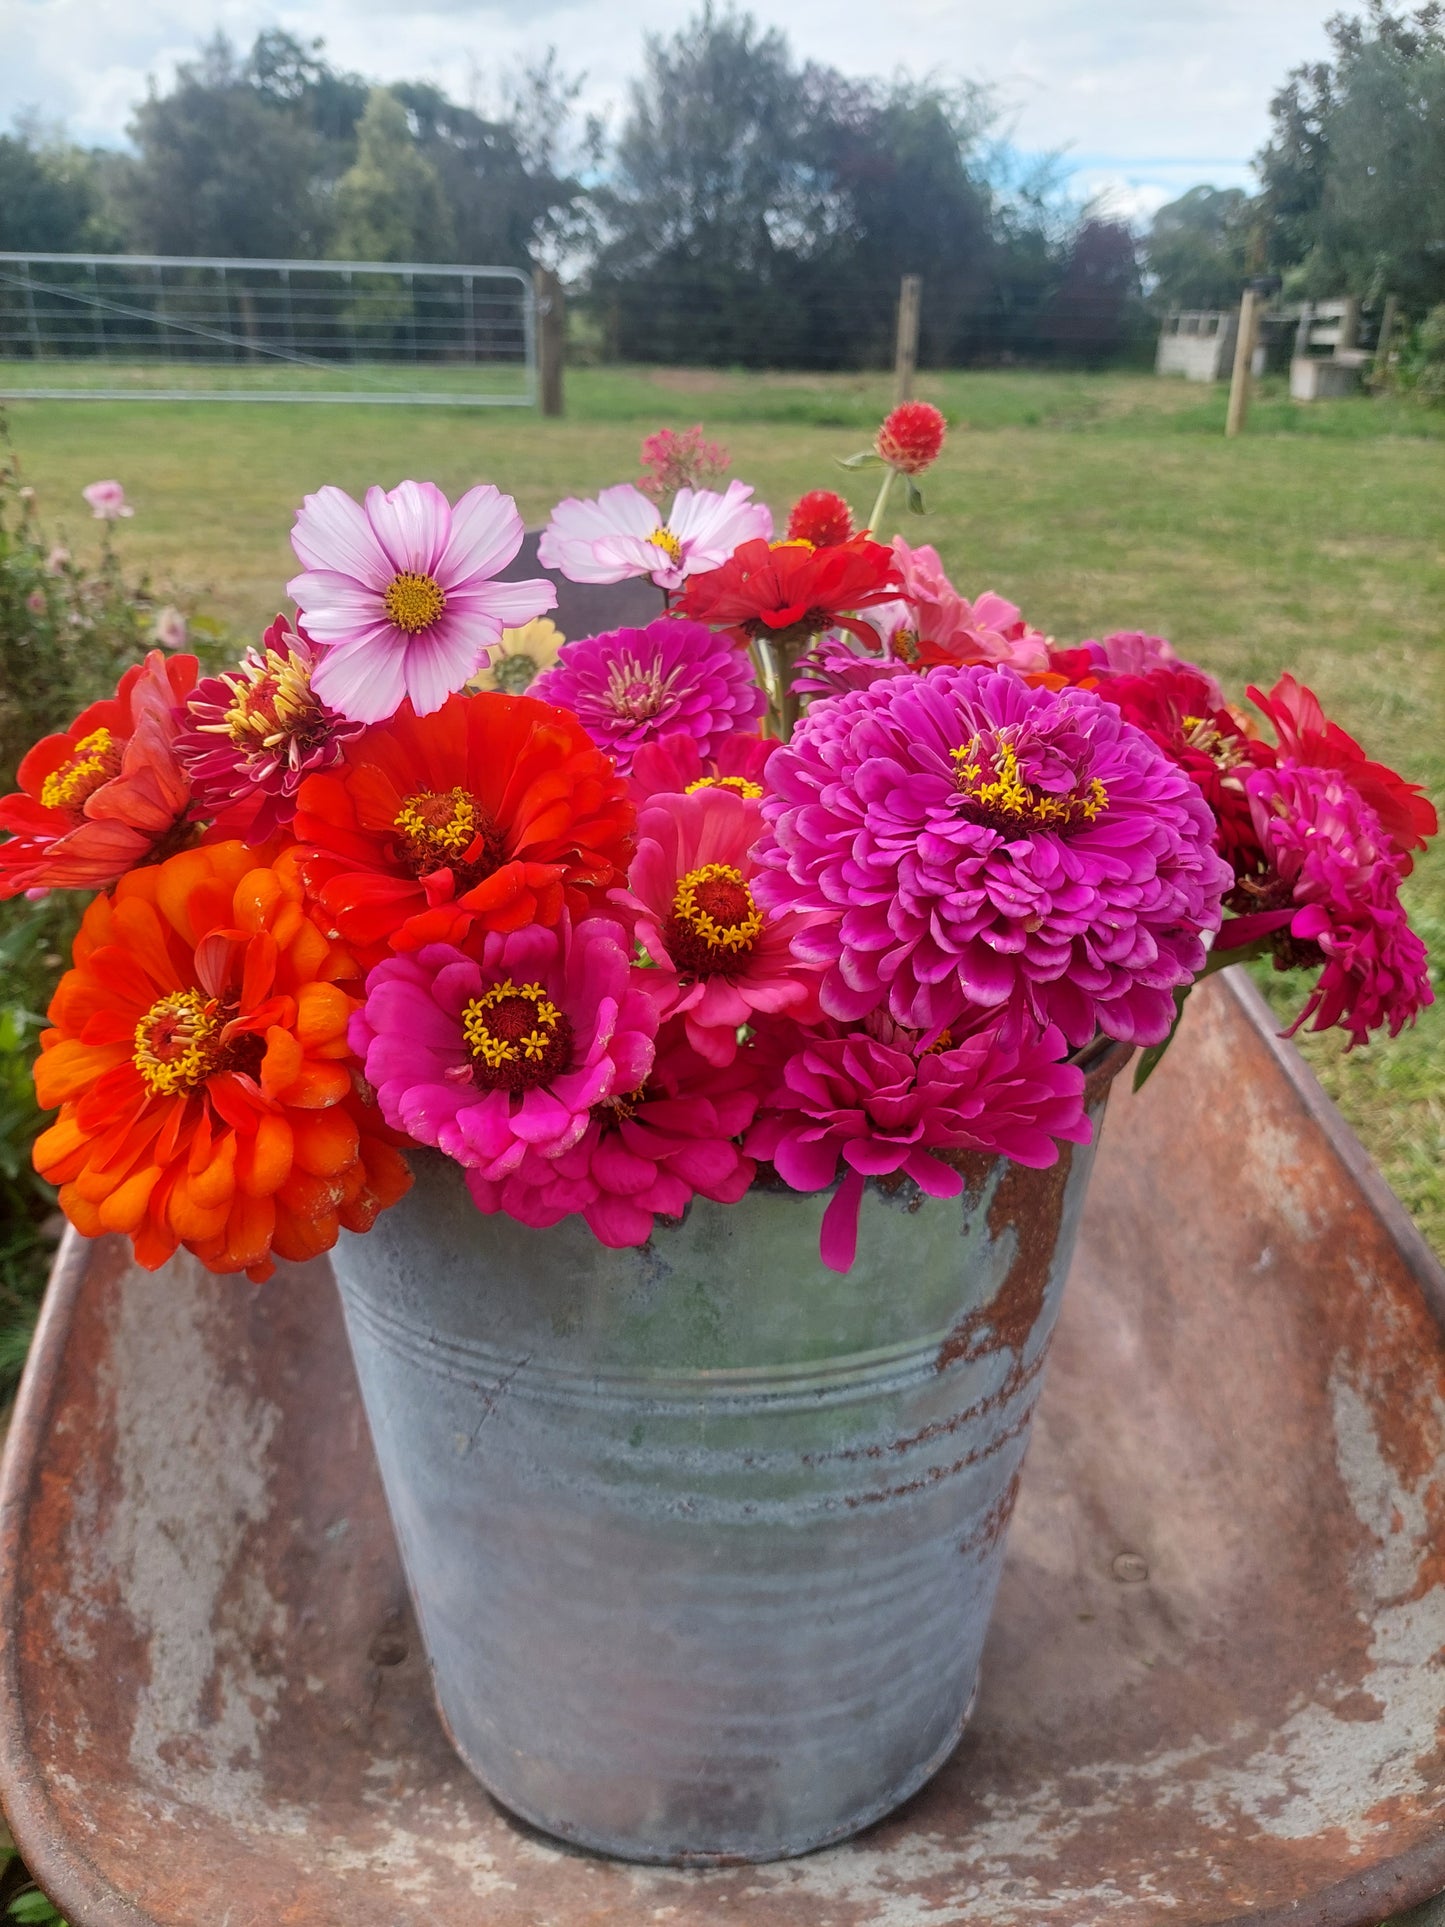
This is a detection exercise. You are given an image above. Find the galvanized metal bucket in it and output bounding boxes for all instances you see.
[332,1043,1128,1865]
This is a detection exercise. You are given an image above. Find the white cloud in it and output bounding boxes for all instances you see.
[5,0,1338,219]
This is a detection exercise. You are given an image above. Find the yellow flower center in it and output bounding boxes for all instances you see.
[133,989,223,1097]
[667,862,763,974]
[202,643,320,752]
[684,775,764,799]
[461,979,574,1092]
[1181,714,1246,771]
[39,727,122,812]
[392,788,504,885]
[952,737,1107,835]
[649,527,684,564]
[383,571,447,634]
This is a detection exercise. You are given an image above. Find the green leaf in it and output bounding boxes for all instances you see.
[1132,985,1192,1093]
[9,1890,66,1924]
[835,451,884,470]
[905,477,927,515]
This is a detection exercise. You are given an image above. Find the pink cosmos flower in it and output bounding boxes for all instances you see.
[466,1019,761,1246]
[287,480,556,726]
[528,618,766,775]
[1219,762,1432,1047]
[349,921,658,1182]
[82,480,132,521]
[627,729,777,806]
[177,615,365,839]
[745,1009,1090,1273]
[538,481,773,593]
[754,665,1231,1049]
[612,786,825,1065]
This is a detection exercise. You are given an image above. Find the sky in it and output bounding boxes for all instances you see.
[5,0,1340,221]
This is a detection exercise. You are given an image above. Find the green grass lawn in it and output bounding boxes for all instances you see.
[4,363,1443,1262]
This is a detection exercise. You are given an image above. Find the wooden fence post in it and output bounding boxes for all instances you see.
[534,268,564,418]
[1225,288,1259,438]
[894,274,921,404]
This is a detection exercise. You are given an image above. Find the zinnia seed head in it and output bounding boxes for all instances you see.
[667,862,764,974]
[392,787,504,886]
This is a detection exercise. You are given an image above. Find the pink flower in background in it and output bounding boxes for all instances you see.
[538,481,772,593]
[44,546,70,574]
[529,618,765,774]
[466,1019,761,1246]
[638,425,730,504]
[745,1008,1089,1272]
[351,921,659,1178]
[1220,763,1433,1047]
[627,729,777,805]
[82,480,132,521]
[287,480,556,725]
[613,786,825,1064]
[153,606,188,650]
[25,589,45,616]
[177,614,364,838]
[754,664,1231,1049]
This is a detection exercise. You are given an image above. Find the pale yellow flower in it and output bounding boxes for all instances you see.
[469,617,566,695]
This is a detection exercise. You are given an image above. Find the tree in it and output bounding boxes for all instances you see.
[1145,186,1254,310]
[0,128,116,252]
[1257,3,1445,309]
[116,35,342,257]
[332,90,454,262]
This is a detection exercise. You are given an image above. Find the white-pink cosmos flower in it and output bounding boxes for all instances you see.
[82,480,132,521]
[538,480,772,593]
[286,479,556,725]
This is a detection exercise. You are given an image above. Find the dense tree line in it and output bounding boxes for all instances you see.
[1145,2,1444,318]
[2,2,1440,364]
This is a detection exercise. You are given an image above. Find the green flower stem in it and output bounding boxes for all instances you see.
[867,465,897,539]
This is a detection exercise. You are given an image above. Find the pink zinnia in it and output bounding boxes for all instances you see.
[627,729,777,805]
[529,618,765,775]
[613,786,825,1065]
[755,665,1231,1049]
[466,1019,761,1246]
[1220,763,1432,1048]
[745,1009,1089,1273]
[863,544,1050,671]
[176,615,365,839]
[287,480,556,726]
[350,921,658,1180]
[538,480,771,593]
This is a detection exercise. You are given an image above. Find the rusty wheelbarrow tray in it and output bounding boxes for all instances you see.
[2,966,1444,1927]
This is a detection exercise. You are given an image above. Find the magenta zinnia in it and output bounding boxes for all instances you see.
[529,618,765,775]
[1220,763,1433,1047]
[613,786,825,1065]
[177,616,363,838]
[755,665,1231,1048]
[745,1009,1089,1273]
[349,921,658,1177]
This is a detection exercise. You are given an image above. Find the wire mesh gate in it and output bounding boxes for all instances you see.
[0,254,536,405]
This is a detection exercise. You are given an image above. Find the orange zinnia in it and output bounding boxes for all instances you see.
[33,840,410,1283]
[290,690,636,966]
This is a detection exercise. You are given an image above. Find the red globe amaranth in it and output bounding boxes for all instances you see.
[0,650,199,898]
[875,402,947,475]
[786,491,855,548]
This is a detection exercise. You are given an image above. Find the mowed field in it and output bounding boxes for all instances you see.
[5,364,1444,1254]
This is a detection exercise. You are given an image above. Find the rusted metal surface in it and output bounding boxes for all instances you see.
[2,966,1445,1923]
[332,1044,1124,1865]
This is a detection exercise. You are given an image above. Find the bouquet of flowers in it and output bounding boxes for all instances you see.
[5,404,1435,1284]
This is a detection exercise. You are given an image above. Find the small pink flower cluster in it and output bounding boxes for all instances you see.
[637,424,731,503]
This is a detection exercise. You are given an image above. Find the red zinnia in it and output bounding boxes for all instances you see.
[676,535,900,647]
[0,651,198,898]
[786,491,855,548]
[292,690,636,966]
[1248,674,1437,872]
[875,402,947,476]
